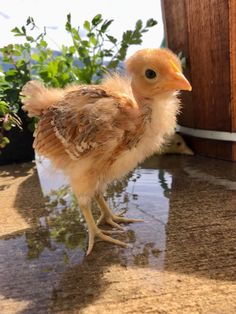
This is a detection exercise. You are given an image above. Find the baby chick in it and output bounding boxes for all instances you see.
[22,48,191,254]
[160,133,194,155]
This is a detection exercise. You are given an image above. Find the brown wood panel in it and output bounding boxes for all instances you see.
[162,0,235,161]
[183,136,233,161]
[161,0,194,128]
[162,0,188,53]
[233,143,236,161]
[229,0,236,132]
[186,0,231,131]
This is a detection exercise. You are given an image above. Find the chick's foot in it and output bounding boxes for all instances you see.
[87,226,128,255]
[97,212,143,229]
[95,194,143,231]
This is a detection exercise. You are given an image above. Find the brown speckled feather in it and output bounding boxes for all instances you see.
[34,86,148,161]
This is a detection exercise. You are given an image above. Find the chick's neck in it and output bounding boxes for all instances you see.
[131,82,153,110]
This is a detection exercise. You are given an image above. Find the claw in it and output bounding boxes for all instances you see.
[76,201,129,254]
[107,218,125,230]
[97,213,124,230]
[96,194,143,230]
[86,228,128,255]
[97,213,143,228]
[87,230,95,255]
[112,215,144,224]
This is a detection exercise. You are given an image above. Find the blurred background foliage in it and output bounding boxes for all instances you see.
[0,14,157,149]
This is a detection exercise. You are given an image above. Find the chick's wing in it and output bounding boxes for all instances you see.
[34,86,142,160]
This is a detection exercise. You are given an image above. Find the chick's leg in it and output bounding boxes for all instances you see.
[95,194,143,229]
[78,200,128,255]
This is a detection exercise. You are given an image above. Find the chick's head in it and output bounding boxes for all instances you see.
[126,48,191,99]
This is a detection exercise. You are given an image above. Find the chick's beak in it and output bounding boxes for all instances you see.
[173,72,192,91]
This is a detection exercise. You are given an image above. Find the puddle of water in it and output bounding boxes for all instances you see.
[0,155,174,312]
[1,156,172,267]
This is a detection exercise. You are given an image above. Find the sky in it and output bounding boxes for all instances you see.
[0,0,164,56]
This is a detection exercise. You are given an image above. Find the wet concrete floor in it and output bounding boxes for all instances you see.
[0,155,236,313]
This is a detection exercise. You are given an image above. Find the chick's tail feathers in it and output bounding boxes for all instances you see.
[21,80,64,117]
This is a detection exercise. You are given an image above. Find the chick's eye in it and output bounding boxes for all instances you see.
[145,69,157,79]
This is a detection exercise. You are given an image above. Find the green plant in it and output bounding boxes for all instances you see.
[0,14,157,149]
[0,101,21,148]
[9,14,157,86]
[0,43,32,150]
[64,14,157,84]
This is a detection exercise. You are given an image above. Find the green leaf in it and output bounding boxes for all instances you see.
[131,38,142,45]
[78,46,88,58]
[39,39,47,48]
[117,45,127,60]
[103,49,113,57]
[5,69,17,77]
[83,20,91,31]
[3,120,12,131]
[145,18,158,28]
[11,27,22,35]
[66,14,72,31]
[101,19,113,33]
[123,30,132,42]
[92,14,102,26]
[12,49,22,56]
[3,137,10,144]
[26,36,34,42]
[26,16,35,27]
[83,56,91,65]
[106,35,117,44]
[135,20,142,30]
[72,28,80,41]
[89,35,98,46]
[69,46,76,54]
[21,26,26,35]
[108,60,119,69]
[0,137,10,148]
[81,40,89,47]
[31,53,40,61]
[0,101,9,115]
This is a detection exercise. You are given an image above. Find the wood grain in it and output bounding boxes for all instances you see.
[229,0,236,132]
[186,0,231,131]
[233,143,236,161]
[162,0,194,128]
[162,0,235,161]
[184,136,233,161]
